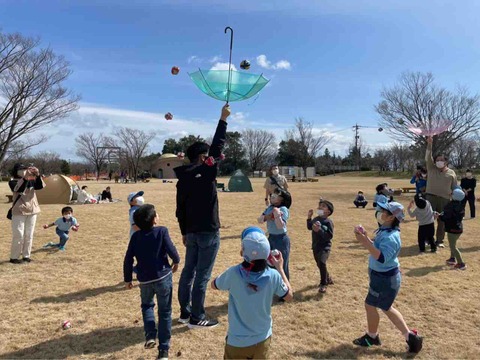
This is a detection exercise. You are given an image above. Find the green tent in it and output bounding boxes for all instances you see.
[228,170,253,192]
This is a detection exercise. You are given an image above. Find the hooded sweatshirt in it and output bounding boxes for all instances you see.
[214,264,289,348]
[439,200,465,234]
[174,120,227,235]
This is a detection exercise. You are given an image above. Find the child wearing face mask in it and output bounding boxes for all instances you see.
[354,191,368,208]
[258,188,292,280]
[410,167,427,195]
[42,207,79,251]
[307,199,335,293]
[128,191,145,238]
[460,169,476,219]
[374,184,393,226]
[353,202,423,354]
[263,165,289,206]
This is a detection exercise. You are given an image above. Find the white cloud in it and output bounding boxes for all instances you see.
[210,62,237,71]
[209,55,222,63]
[256,55,291,70]
[187,55,201,63]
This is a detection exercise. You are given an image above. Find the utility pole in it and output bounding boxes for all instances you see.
[354,123,360,170]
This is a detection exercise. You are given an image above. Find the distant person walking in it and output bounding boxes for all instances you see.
[424,136,457,247]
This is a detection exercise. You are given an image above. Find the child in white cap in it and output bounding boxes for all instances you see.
[211,226,293,359]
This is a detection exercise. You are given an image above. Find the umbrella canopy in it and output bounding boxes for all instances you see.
[189,69,269,102]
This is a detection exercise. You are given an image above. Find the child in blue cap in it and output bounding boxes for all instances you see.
[211,227,293,359]
[353,201,423,354]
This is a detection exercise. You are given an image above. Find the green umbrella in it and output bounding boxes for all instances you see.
[189,27,269,103]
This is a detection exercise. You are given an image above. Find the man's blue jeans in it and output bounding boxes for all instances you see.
[178,231,220,321]
[56,228,70,247]
[140,272,173,351]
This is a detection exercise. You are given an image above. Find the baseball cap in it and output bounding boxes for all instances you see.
[241,226,270,262]
[127,191,144,203]
[377,201,405,222]
[452,188,465,201]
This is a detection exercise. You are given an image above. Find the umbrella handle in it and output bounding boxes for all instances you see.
[224,26,234,103]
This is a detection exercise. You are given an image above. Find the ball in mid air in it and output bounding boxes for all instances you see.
[165,112,173,120]
[240,60,250,70]
[171,66,180,75]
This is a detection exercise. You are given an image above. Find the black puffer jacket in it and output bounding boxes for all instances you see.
[440,200,465,234]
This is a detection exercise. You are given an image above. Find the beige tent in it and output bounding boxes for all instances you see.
[36,174,80,205]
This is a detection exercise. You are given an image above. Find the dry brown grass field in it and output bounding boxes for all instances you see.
[0,176,479,360]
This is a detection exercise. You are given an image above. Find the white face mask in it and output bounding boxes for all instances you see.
[376,212,385,225]
[317,209,325,216]
[436,161,445,169]
[270,194,279,202]
[421,173,427,178]
[64,214,72,220]
[135,196,145,205]
[466,172,472,178]
[272,169,279,176]
[17,170,27,178]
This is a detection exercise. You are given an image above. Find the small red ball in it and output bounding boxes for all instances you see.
[171,66,180,75]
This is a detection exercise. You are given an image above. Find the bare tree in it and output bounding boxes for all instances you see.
[372,149,393,174]
[75,133,113,179]
[114,127,156,183]
[0,30,79,167]
[376,72,480,155]
[449,138,479,170]
[241,129,277,171]
[389,143,413,172]
[285,118,331,175]
[32,150,61,175]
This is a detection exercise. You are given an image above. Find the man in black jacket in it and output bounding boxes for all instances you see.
[175,104,230,329]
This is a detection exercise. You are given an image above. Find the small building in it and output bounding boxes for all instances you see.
[155,154,186,179]
[278,166,316,178]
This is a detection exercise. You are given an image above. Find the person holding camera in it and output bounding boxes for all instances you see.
[8,163,45,264]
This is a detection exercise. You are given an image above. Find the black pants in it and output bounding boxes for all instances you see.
[418,223,436,252]
[354,200,368,208]
[462,194,475,218]
[313,249,331,285]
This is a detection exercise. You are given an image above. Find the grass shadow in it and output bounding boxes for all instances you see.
[0,326,143,359]
[461,245,480,253]
[296,343,417,359]
[404,265,444,277]
[399,245,422,258]
[31,283,126,304]
[221,235,239,241]
[204,302,229,319]
[291,284,324,303]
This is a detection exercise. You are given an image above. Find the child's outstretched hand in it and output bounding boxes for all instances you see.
[72,225,79,232]
[257,214,265,223]
[125,282,133,290]
[307,209,314,218]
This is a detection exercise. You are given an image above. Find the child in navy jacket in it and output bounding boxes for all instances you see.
[124,204,180,360]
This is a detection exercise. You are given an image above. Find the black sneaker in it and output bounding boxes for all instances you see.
[187,318,219,329]
[353,333,382,347]
[157,349,168,360]
[144,339,156,349]
[9,259,22,264]
[22,257,32,263]
[406,330,423,353]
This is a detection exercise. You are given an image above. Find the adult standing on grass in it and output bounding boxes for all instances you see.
[460,169,476,219]
[424,136,457,248]
[263,165,289,206]
[175,104,230,329]
[9,163,45,264]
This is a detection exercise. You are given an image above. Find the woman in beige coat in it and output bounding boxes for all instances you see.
[9,164,45,264]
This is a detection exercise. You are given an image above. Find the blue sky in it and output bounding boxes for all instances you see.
[1,0,480,160]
